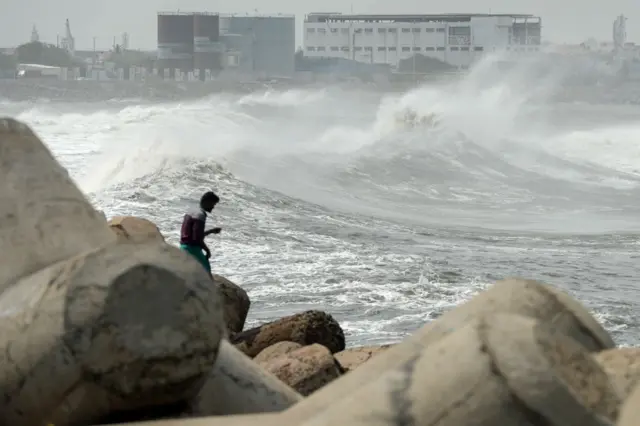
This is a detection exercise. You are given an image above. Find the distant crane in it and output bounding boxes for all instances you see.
[60,18,75,55]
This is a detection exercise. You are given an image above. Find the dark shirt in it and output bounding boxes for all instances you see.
[180,208,207,246]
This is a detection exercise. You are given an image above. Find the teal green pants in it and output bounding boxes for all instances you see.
[180,244,211,274]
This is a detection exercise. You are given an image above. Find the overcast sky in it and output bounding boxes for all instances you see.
[1,0,638,50]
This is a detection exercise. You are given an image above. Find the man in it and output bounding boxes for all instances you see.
[179,191,221,276]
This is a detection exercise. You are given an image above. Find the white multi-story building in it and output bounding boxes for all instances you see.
[303,13,542,69]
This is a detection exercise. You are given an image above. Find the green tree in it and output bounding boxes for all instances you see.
[15,42,79,67]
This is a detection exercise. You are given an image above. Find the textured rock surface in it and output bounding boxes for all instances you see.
[112,413,281,426]
[0,242,224,426]
[334,345,394,372]
[299,314,619,426]
[259,344,343,396]
[189,340,302,416]
[254,341,303,364]
[231,310,345,358]
[282,278,616,423]
[618,380,640,426]
[0,117,116,293]
[595,347,640,400]
[212,274,250,334]
[108,216,165,243]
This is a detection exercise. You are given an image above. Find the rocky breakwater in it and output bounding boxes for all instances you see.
[2,118,640,426]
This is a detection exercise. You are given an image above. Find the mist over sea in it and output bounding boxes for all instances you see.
[3,53,640,347]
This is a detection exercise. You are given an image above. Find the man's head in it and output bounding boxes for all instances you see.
[200,191,219,213]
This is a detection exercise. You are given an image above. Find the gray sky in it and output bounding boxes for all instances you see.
[1,0,639,50]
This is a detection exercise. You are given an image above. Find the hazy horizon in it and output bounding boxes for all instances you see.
[1,0,639,51]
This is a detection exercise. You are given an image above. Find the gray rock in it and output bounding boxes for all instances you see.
[0,117,116,293]
[282,278,615,423]
[0,242,224,426]
[189,340,302,416]
[300,314,619,426]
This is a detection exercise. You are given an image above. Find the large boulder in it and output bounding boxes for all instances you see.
[280,278,616,424]
[212,274,250,335]
[106,217,248,335]
[108,216,165,243]
[254,341,303,364]
[595,347,640,400]
[618,380,640,426]
[0,118,224,426]
[294,314,619,426]
[188,340,302,415]
[334,344,394,372]
[0,241,224,426]
[0,117,116,294]
[258,344,344,396]
[231,310,345,358]
[111,413,282,426]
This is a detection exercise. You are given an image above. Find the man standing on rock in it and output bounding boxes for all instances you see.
[179,191,222,276]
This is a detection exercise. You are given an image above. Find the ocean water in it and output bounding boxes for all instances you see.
[3,54,640,347]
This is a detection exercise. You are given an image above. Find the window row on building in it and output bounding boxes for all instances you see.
[306,45,540,53]
[307,27,452,34]
[306,46,485,52]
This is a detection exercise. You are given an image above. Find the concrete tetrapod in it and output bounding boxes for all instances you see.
[617,381,640,426]
[595,348,640,400]
[188,340,303,416]
[282,278,615,423]
[103,413,281,426]
[0,118,116,293]
[0,241,224,426]
[300,314,619,426]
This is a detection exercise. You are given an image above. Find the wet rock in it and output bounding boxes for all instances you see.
[108,216,165,243]
[334,344,394,372]
[281,278,616,423]
[298,314,619,426]
[258,344,343,396]
[0,117,116,294]
[212,274,250,334]
[254,341,303,364]
[595,347,640,400]
[188,340,302,416]
[231,310,345,358]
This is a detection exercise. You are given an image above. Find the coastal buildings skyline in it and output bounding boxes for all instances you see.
[0,0,638,50]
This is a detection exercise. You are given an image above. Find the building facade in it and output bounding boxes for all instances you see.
[303,13,542,69]
[157,12,223,77]
[220,15,296,78]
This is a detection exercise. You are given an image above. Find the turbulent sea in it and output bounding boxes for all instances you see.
[3,56,640,347]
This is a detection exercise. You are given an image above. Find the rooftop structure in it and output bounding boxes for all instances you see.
[305,13,538,23]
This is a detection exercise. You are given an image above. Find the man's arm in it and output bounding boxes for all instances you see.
[205,227,222,236]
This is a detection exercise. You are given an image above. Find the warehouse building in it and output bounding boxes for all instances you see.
[303,13,542,69]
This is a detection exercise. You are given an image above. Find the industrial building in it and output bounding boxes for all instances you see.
[156,12,295,79]
[303,13,542,69]
[157,12,223,78]
[220,15,296,78]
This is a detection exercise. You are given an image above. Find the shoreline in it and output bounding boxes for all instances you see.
[1,77,640,106]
